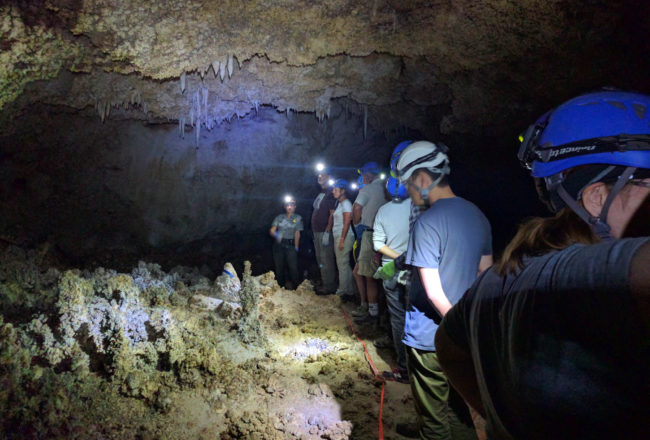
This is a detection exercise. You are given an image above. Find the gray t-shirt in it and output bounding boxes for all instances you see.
[373,198,411,265]
[332,199,353,239]
[403,197,492,350]
[441,237,650,440]
[354,178,387,228]
[271,213,304,240]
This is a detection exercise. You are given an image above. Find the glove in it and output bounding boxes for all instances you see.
[373,260,396,281]
[321,232,330,247]
[394,253,406,270]
[273,231,281,243]
[396,270,408,285]
[295,246,299,252]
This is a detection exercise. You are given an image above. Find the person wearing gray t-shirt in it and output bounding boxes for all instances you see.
[397,141,493,440]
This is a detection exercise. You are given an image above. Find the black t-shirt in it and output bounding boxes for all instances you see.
[311,190,337,232]
[442,238,650,440]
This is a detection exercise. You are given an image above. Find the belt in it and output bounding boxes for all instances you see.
[281,238,295,244]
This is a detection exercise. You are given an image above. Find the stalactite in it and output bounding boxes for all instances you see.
[212,61,219,78]
[363,104,368,139]
[202,88,208,126]
[227,54,234,78]
[219,59,226,81]
[180,72,186,94]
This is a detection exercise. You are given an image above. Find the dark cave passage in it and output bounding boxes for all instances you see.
[1,1,648,439]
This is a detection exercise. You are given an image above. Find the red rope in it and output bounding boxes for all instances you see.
[340,306,385,440]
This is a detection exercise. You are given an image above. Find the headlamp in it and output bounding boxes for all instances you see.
[328,179,335,186]
[315,162,326,172]
[351,183,358,190]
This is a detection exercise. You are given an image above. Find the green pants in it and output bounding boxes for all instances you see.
[406,346,477,440]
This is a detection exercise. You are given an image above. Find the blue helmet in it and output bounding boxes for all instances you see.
[355,175,365,190]
[358,161,380,175]
[518,90,650,239]
[519,90,650,178]
[386,176,408,200]
[390,140,414,178]
[333,178,349,189]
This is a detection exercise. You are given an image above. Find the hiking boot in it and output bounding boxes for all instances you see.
[351,304,368,317]
[373,335,393,349]
[396,421,419,438]
[315,286,335,296]
[354,313,379,325]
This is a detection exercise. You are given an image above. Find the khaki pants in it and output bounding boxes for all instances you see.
[313,231,337,291]
[333,233,355,295]
[356,230,379,277]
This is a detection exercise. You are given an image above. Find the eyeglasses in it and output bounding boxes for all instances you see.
[628,180,650,189]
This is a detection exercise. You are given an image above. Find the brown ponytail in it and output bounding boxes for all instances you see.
[495,207,600,276]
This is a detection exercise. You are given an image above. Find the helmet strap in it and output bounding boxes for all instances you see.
[413,172,446,203]
[553,166,637,240]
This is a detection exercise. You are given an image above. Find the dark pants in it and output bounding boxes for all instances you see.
[383,276,407,368]
[406,346,477,440]
[273,240,300,288]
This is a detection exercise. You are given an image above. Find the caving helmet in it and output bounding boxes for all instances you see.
[386,176,408,201]
[396,140,450,201]
[518,90,650,239]
[332,178,350,189]
[357,161,381,176]
[353,175,365,190]
[390,140,414,178]
[283,195,296,206]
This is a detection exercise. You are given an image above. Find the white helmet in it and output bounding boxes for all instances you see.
[396,140,450,184]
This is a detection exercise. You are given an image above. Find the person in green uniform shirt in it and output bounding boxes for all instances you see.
[270,195,304,289]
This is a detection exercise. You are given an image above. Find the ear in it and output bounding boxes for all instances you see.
[413,169,430,187]
[581,182,609,217]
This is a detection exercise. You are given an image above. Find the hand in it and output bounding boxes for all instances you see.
[273,231,282,243]
[394,253,406,270]
[321,232,330,247]
[295,246,299,252]
[338,237,344,251]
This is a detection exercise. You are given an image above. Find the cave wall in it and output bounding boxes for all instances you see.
[1,99,421,268]
[1,0,648,268]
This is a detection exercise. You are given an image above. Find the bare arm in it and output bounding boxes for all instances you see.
[341,212,352,241]
[378,245,400,260]
[352,203,363,226]
[630,242,650,331]
[419,267,453,317]
[294,230,300,249]
[435,325,486,417]
[269,226,277,238]
[326,210,334,232]
[478,254,493,275]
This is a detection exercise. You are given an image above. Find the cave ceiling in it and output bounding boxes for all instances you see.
[2,0,648,140]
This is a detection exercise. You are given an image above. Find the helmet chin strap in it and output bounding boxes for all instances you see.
[553,166,637,241]
[412,173,446,204]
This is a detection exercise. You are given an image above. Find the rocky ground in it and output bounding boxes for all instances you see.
[0,242,422,439]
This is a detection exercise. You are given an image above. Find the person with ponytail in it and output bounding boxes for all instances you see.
[436,90,650,440]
